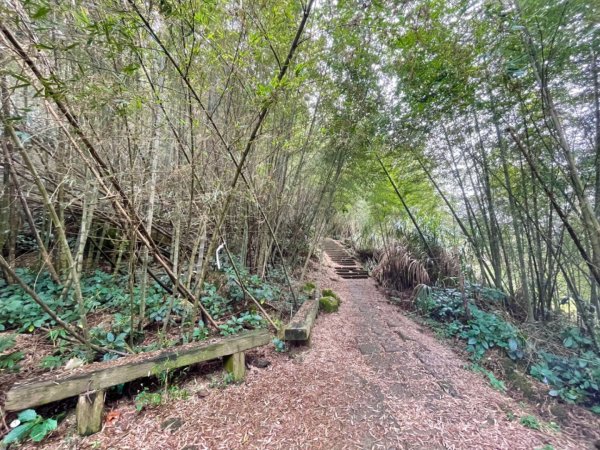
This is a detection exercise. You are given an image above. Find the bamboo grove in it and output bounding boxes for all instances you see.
[0,0,341,348]
[1,0,600,353]
[325,0,600,344]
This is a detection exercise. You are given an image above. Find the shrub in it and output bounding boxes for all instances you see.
[530,351,600,405]
[415,287,524,362]
[461,306,524,361]
[415,287,464,321]
[414,286,600,411]
[0,269,185,332]
[372,243,430,290]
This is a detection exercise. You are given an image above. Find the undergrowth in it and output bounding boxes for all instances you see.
[0,262,278,370]
[414,285,600,411]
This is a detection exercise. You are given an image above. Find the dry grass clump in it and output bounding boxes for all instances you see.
[372,243,430,290]
[371,238,460,291]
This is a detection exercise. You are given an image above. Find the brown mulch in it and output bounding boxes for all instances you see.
[15,250,600,449]
[0,332,56,406]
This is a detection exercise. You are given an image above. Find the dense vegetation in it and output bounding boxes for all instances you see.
[1,0,600,441]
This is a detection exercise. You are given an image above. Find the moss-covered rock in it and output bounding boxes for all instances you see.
[319,296,340,313]
[302,282,317,298]
[321,288,340,302]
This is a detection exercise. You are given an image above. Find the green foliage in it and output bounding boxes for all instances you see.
[302,282,316,291]
[466,283,508,303]
[519,415,541,430]
[0,270,76,332]
[418,289,600,410]
[166,385,189,401]
[192,323,209,341]
[209,371,236,388]
[134,389,163,412]
[470,364,506,392]
[0,334,23,371]
[2,409,57,445]
[415,287,524,361]
[272,338,286,353]
[0,334,16,352]
[461,306,524,361]
[200,282,232,319]
[223,372,236,385]
[223,260,281,304]
[561,327,593,350]
[415,288,464,321]
[218,313,265,336]
[0,269,190,333]
[39,355,64,369]
[302,282,316,297]
[89,327,129,356]
[0,351,24,372]
[530,351,600,405]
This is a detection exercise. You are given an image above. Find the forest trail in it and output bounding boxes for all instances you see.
[43,242,592,450]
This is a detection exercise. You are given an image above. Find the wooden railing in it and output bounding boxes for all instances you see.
[4,330,270,435]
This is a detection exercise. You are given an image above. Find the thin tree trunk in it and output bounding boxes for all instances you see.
[138,135,160,334]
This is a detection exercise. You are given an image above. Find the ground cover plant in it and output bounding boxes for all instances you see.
[414,284,600,411]
[0,261,279,375]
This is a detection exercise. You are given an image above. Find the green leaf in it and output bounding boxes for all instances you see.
[30,419,57,442]
[563,336,574,348]
[106,332,115,343]
[32,6,51,20]
[18,409,38,422]
[548,389,559,397]
[0,334,16,352]
[2,422,34,444]
[121,63,140,75]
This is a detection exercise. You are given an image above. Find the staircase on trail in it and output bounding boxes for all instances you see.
[322,239,369,279]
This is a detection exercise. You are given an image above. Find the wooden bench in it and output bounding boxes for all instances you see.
[4,329,270,435]
[284,288,319,343]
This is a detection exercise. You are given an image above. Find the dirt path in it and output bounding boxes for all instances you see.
[36,250,599,450]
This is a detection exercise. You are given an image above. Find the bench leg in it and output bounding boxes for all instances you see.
[76,390,105,436]
[223,352,245,382]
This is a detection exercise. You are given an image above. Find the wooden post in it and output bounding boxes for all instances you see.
[76,390,105,436]
[284,298,319,342]
[223,352,245,382]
